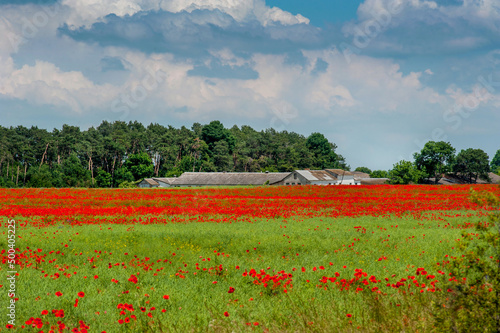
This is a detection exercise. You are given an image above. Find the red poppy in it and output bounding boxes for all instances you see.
[224,311,229,317]
[228,287,235,293]
[346,314,352,318]
[78,292,85,298]
[41,310,48,315]
[55,291,63,297]
[163,295,170,300]
[128,275,138,284]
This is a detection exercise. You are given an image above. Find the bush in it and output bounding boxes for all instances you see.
[433,188,500,332]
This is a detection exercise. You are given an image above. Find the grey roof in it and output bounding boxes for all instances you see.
[171,172,291,186]
[352,171,370,180]
[325,169,354,177]
[436,172,500,185]
[295,170,337,181]
[360,178,389,185]
[141,178,159,186]
[153,177,177,185]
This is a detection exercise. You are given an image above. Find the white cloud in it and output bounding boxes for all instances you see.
[101,48,445,124]
[357,0,500,30]
[0,60,119,112]
[61,0,309,28]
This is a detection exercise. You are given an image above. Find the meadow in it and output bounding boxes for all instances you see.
[0,185,499,332]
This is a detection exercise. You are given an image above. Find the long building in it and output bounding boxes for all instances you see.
[170,172,290,187]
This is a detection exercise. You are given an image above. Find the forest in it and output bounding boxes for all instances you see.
[0,120,348,188]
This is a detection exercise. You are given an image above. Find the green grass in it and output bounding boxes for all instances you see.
[0,213,479,332]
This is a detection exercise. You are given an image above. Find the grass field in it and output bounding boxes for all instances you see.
[0,185,498,332]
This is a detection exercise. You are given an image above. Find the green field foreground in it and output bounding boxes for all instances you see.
[1,212,489,332]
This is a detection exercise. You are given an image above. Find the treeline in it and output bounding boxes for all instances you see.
[0,120,348,188]
[358,141,500,185]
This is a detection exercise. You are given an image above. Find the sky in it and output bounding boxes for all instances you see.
[1,0,499,170]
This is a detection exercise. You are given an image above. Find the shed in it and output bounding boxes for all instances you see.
[152,178,177,187]
[138,178,160,188]
[282,170,359,185]
[171,172,290,187]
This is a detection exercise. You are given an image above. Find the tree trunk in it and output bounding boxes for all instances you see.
[23,163,27,186]
[154,154,160,176]
[111,156,117,188]
[6,160,9,178]
[16,165,19,186]
[89,156,94,186]
[39,143,49,168]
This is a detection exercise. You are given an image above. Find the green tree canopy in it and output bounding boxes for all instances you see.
[0,120,348,187]
[355,167,372,174]
[388,160,425,185]
[453,148,490,183]
[491,149,500,174]
[370,170,389,178]
[95,168,112,188]
[414,141,455,183]
[306,133,347,170]
[201,120,235,152]
[124,152,154,180]
[61,153,91,187]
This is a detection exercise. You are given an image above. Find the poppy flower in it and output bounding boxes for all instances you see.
[78,292,85,298]
[55,291,63,297]
[228,287,235,293]
[128,275,138,284]
[224,312,229,317]
[346,314,352,318]
[163,295,170,300]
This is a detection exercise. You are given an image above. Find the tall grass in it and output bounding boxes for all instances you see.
[0,213,479,332]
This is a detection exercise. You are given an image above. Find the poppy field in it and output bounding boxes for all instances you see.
[1,185,499,332]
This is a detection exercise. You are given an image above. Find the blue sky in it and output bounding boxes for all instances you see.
[1,0,499,170]
[266,0,363,25]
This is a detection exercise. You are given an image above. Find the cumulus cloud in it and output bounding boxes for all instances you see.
[59,9,319,57]
[60,0,310,28]
[1,0,500,169]
[342,0,500,56]
[0,60,119,112]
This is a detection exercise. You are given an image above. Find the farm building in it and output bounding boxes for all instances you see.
[138,178,159,188]
[325,169,360,185]
[171,172,290,187]
[281,170,361,186]
[359,178,389,185]
[137,177,177,188]
[153,178,177,187]
[428,172,500,185]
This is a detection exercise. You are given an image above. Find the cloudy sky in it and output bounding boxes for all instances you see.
[1,0,499,170]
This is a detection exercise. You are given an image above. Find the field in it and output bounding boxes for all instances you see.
[1,185,499,332]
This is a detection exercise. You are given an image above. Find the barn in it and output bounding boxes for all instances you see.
[170,172,290,187]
